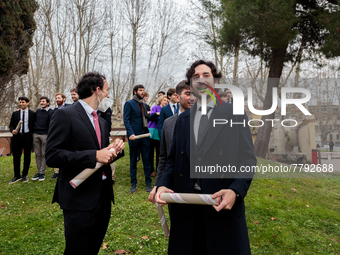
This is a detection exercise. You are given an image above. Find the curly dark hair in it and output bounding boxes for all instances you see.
[77,72,106,99]
[18,96,29,103]
[185,60,222,82]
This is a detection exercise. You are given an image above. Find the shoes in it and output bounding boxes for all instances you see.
[9,176,22,184]
[150,172,156,177]
[22,176,28,183]
[146,185,152,192]
[130,184,137,194]
[31,173,40,181]
[39,174,45,181]
[50,173,59,180]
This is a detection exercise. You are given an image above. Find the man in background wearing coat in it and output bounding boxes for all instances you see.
[156,60,256,255]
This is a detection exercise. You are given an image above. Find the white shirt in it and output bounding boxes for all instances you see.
[78,99,97,130]
[20,108,29,133]
[169,102,177,115]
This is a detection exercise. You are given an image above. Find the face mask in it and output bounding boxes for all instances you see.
[97,91,113,112]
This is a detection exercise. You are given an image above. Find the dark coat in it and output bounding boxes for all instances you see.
[123,99,149,137]
[158,101,256,255]
[158,103,179,137]
[9,109,36,148]
[46,102,122,211]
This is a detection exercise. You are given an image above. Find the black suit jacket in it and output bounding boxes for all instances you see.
[46,102,121,211]
[158,102,256,254]
[9,109,36,147]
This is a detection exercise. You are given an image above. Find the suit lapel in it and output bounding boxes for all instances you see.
[99,116,107,148]
[75,103,100,149]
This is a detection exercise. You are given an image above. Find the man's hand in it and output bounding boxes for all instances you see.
[12,130,18,135]
[211,189,237,212]
[148,187,157,203]
[96,146,117,164]
[156,112,160,115]
[110,138,125,153]
[155,186,174,206]
[129,134,135,141]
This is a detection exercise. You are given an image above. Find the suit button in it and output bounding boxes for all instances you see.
[180,174,183,177]
[219,151,222,156]
[181,151,184,155]
[198,157,201,161]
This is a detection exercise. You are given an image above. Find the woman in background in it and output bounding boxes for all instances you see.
[148,95,168,177]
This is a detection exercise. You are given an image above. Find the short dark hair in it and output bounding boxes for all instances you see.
[77,72,106,99]
[70,88,78,93]
[40,96,50,104]
[158,91,165,95]
[18,97,29,103]
[133,84,144,95]
[176,80,190,95]
[218,92,228,98]
[185,60,222,81]
[167,88,176,98]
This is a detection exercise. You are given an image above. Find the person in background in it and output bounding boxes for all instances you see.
[148,95,168,177]
[143,91,151,114]
[31,96,53,182]
[50,92,71,180]
[70,88,79,104]
[158,88,179,138]
[123,84,152,193]
[9,97,36,184]
[158,91,165,98]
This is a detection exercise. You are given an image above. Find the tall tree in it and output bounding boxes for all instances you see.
[0,0,38,109]
[218,0,340,158]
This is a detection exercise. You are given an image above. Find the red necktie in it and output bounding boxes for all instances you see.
[91,111,101,149]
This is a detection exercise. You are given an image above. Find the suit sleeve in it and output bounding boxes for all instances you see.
[228,112,256,200]
[155,121,168,186]
[45,109,97,169]
[158,107,166,138]
[157,116,179,190]
[9,112,17,133]
[123,101,135,138]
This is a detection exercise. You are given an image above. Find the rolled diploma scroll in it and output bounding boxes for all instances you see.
[134,133,151,140]
[160,192,220,206]
[69,148,116,189]
[155,202,170,237]
[15,121,23,131]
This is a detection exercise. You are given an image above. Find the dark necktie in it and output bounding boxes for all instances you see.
[22,111,25,134]
[197,106,212,145]
[173,104,178,114]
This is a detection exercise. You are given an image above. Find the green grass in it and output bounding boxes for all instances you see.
[0,146,339,254]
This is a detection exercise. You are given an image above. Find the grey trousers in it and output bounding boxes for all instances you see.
[33,133,47,174]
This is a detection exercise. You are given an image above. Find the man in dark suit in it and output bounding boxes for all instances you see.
[50,92,71,180]
[46,72,125,255]
[9,97,36,184]
[156,60,256,255]
[123,84,152,193]
[158,88,179,137]
[148,80,191,202]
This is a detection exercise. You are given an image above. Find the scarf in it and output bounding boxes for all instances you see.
[133,94,148,128]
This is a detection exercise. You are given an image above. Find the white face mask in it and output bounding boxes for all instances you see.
[97,91,113,112]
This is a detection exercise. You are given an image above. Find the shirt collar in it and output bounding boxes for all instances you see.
[196,98,216,112]
[78,99,96,115]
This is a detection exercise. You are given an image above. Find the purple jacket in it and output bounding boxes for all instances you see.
[148,105,162,129]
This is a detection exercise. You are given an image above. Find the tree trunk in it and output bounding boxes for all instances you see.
[254,46,287,158]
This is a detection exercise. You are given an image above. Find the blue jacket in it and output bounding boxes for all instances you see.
[123,99,148,137]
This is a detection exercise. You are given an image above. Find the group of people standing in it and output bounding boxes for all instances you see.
[7,59,256,254]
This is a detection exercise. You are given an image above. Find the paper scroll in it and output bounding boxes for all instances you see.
[155,202,170,237]
[69,148,116,189]
[134,133,151,140]
[15,121,22,132]
[160,192,220,206]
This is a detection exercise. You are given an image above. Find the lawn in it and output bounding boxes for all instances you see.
[0,147,339,254]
